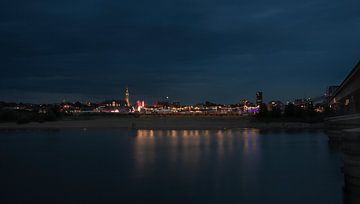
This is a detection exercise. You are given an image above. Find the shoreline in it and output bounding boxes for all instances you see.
[0,117,325,130]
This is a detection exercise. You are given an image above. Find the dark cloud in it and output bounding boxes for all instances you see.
[1,0,360,104]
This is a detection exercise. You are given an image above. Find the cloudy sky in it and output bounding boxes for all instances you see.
[1,0,360,104]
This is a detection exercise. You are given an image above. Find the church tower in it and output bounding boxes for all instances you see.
[124,86,130,106]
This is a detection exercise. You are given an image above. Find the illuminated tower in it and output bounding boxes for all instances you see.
[256,91,263,106]
[124,86,130,106]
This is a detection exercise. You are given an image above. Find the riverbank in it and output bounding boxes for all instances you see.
[0,116,325,130]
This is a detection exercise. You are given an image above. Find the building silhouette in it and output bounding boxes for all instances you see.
[256,91,263,106]
[325,86,339,102]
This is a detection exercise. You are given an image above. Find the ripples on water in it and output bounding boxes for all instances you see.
[0,129,342,204]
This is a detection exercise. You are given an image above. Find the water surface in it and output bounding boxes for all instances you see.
[0,129,342,204]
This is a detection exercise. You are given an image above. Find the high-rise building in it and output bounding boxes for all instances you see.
[256,91,263,106]
[325,86,339,102]
[326,86,339,96]
[124,86,130,106]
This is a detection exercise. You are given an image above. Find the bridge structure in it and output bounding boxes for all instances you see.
[325,60,360,204]
[327,60,360,126]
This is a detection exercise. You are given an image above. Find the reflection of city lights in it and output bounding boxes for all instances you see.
[134,130,156,175]
[133,129,262,178]
[217,131,224,159]
[242,128,260,157]
[135,130,206,168]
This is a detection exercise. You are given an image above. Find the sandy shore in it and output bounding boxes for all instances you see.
[0,116,324,130]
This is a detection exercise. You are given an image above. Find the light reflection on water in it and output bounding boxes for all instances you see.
[134,129,261,175]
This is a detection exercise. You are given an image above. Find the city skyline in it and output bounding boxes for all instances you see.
[0,85,333,106]
[1,0,360,104]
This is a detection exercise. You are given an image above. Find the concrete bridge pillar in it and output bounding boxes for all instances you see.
[328,129,360,204]
[342,130,360,204]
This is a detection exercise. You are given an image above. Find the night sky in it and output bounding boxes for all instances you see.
[1,0,360,104]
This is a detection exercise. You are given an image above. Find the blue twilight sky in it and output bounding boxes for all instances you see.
[0,0,360,104]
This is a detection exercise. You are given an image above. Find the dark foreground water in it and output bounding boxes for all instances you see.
[0,129,342,204]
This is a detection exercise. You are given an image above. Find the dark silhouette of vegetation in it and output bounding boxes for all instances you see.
[257,103,268,117]
[284,103,295,117]
[0,106,62,124]
[255,102,325,123]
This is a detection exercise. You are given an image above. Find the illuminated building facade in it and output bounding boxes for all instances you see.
[136,100,145,112]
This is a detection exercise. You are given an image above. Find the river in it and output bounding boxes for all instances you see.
[0,129,342,203]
